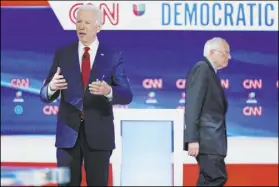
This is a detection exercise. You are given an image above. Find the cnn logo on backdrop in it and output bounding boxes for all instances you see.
[69,2,119,25]
[243,79,262,89]
[175,79,229,89]
[243,106,262,116]
[142,78,163,89]
[10,78,30,88]
[43,105,59,115]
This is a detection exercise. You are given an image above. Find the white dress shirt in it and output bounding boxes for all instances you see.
[47,38,113,101]
[207,57,217,73]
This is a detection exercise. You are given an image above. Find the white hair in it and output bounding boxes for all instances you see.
[203,37,227,57]
[77,4,103,26]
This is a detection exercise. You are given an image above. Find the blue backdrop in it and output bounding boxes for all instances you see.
[1,7,278,137]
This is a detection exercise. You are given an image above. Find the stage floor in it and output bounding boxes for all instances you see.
[1,136,278,186]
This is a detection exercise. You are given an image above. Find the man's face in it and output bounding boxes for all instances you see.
[76,9,100,46]
[211,41,231,69]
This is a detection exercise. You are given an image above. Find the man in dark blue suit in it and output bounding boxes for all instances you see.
[40,4,133,186]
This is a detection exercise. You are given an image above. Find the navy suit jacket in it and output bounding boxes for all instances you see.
[40,41,133,150]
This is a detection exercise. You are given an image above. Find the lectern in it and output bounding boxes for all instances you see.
[111,109,184,186]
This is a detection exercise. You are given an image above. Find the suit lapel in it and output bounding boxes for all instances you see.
[204,58,227,110]
[71,42,83,93]
[61,42,83,111]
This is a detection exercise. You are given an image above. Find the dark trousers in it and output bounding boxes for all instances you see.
[196,154,228,186]
[56,122,112,186]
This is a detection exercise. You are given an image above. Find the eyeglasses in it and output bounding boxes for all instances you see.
[213,49,230,56]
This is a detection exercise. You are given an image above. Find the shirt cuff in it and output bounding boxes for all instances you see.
[47,84,56,98]
[104,86,113,102]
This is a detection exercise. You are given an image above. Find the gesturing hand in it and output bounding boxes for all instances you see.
[49,67,68,91]
[89,79,111,95]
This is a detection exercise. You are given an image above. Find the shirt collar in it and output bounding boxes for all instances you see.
[207,57,217,73]
[78,38,99,53]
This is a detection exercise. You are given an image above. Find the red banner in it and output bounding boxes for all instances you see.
[1,1,49,6]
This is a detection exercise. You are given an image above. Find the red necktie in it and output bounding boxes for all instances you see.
[81,47,91,88]
[81,47,90,121]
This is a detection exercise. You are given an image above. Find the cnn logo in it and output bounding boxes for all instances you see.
[243,79,262,89]
[176,79,229,89]
[142,78,163,89]
[243,106,262,116]
[43,105,59,115]
[10,78,29,88]
[69,2,119,25]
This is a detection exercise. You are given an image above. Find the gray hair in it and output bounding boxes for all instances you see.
[77,4,103,26]
[203,37,227,57]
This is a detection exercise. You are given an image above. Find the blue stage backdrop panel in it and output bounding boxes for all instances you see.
[1,7,278,137]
